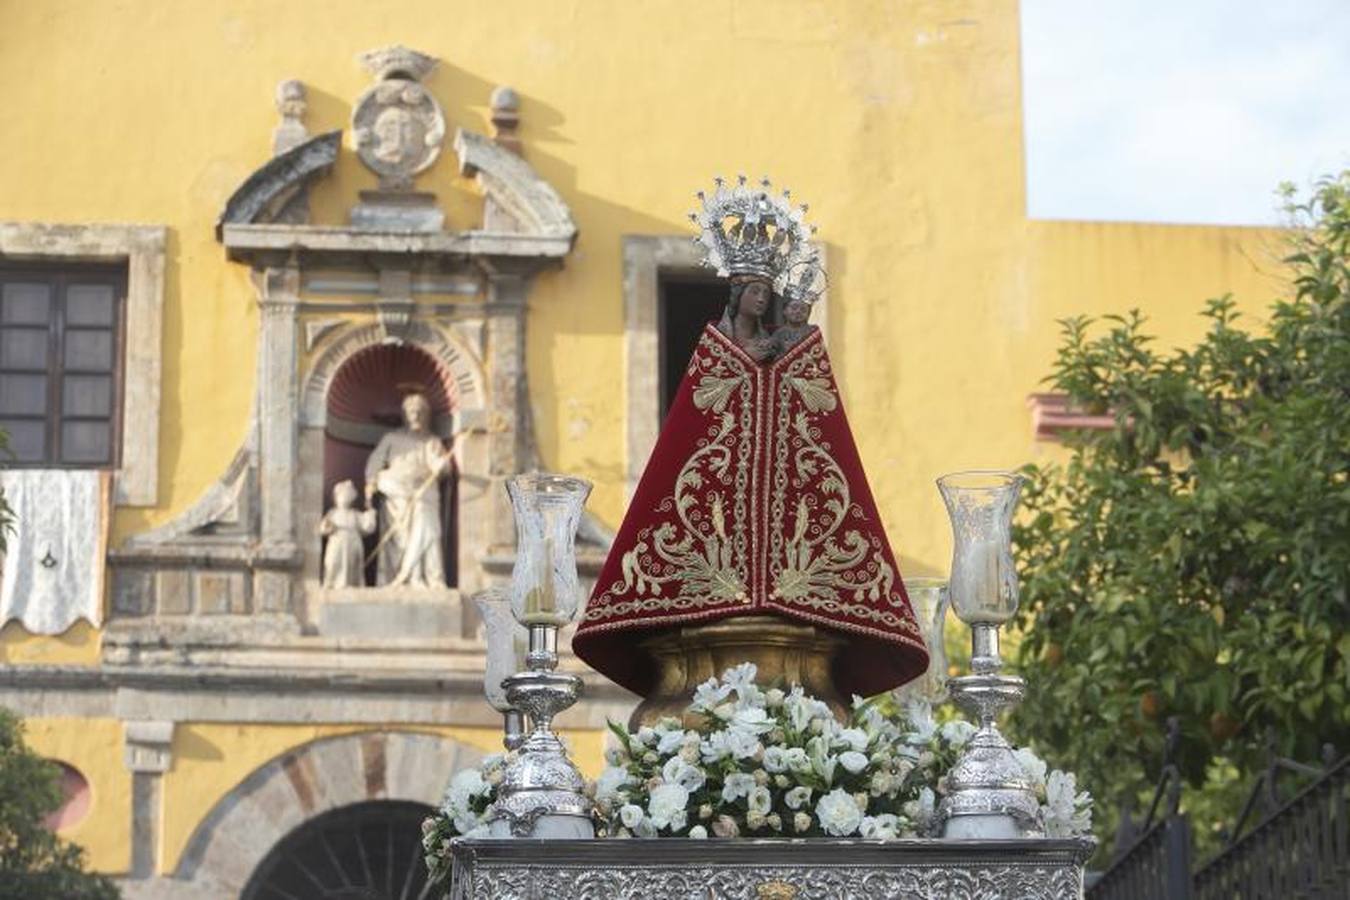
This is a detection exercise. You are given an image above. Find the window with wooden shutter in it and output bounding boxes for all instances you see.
[0,264,125,467]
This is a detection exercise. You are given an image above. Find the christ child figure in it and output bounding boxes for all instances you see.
[772,298,818,355]
[319,479,377,588]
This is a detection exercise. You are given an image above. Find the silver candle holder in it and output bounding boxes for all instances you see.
[936,470,1043,839]
[472,588,527,751]
[484,473,595,839]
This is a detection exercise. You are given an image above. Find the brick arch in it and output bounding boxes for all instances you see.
[172,731,483,898]
[301,321,487,428]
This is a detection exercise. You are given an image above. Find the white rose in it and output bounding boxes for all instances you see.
[636,726,658,746]
[762,746,788,773]
[721,772,756,802]
[688,825,708,839]
[619,804,644,830]
[657,728,689,756]
[783,747,812,773]
[815,788,864,836]
[700,731,732,763]
[839,751,869,775]
[447,769,489,804]
[765,688,786,708]
[747,785,772,816]
[648,782,691,830]
[726,729,763,761]
[836,728,869,752]
[662,756,707,792]
[793,812,812,833]
[746,809,767,830]
[595,766,633,804]
[859,813,900,839]
[784,786,812,810]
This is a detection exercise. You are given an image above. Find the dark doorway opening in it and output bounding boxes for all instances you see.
[241,799,437,900]
[658,271,726,421]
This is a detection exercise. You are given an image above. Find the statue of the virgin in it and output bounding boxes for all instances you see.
[574,177,929,720]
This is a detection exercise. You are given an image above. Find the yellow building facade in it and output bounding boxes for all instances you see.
[0,1,1285,896]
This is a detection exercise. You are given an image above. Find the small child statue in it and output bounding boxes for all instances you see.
[772,298,818,355]
[319,479,377,588]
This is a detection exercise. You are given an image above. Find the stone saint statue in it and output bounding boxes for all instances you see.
[364,393,452,587]
[318,479,376,588]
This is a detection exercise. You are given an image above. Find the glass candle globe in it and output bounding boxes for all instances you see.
[473,588,528,713]
[506,473,593,628]
[937,471,1023,626]
[900,576,950,703]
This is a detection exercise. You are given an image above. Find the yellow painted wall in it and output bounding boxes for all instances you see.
[22,718,133,873]
[0,621,100,666]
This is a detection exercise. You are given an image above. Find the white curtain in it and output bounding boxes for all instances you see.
[0,470,109,634]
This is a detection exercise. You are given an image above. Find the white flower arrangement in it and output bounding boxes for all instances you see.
[422,664,1092,879]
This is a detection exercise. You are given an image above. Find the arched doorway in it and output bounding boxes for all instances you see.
[240,800,438,900]
[323,343,458,587]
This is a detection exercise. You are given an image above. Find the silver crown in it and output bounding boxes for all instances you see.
[689,175,817,286]
[781,254,826,305]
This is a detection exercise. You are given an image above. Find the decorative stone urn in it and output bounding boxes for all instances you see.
[628,615,846,730]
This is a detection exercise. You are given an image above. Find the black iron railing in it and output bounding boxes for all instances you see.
[1089,815,1194,900]
[1193,755,1348,900]
[1088,718,1195,900]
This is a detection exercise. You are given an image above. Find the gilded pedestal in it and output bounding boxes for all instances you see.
[628,615,846,729]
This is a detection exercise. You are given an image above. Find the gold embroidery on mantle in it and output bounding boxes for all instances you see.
[586,335,754,623]
[585,329,920,639]
[768,341,920,636]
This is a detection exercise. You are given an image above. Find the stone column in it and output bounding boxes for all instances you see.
[483,267,531,551]
[124,721,175,879]
[255,264,301,612]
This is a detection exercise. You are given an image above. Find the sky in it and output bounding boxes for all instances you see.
[1020,1,1350,225]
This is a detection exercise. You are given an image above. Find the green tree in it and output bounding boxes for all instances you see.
[0,709,121,899]
[1011,173,1350,854]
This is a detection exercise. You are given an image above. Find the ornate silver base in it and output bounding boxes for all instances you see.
[939,626,1043,839]
[484,625,595,839]
[449,837,1095,899]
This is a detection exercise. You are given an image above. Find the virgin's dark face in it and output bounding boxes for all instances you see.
[741,281,771,317]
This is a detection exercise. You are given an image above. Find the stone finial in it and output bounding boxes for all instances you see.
[490,85,522,155]
[272,79,309,157]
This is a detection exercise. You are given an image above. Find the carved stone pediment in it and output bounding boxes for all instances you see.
[455,129,576,239]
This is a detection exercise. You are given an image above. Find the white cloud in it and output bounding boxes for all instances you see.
[1021,0,1350,224]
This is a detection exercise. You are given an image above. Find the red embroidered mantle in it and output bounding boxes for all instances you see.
[574,325,929,697]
